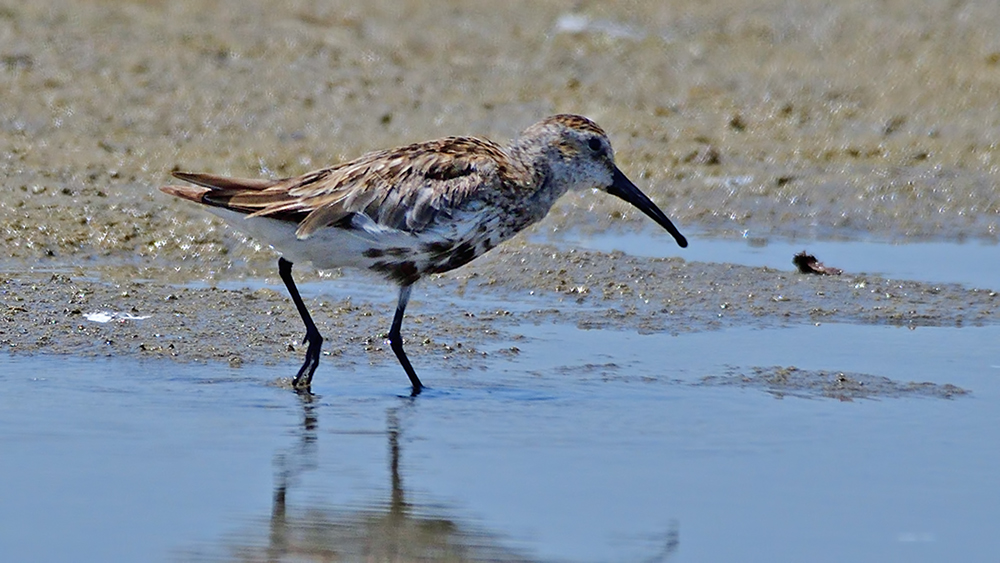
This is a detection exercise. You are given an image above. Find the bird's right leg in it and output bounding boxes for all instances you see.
[277,257,323,392]
[388,284,424,396]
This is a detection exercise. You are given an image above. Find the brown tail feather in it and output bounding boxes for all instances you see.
[165,171,306,217]
[172,171,275,191]
[160,184,212,203]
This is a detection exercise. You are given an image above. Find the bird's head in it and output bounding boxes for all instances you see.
[523,114,688,248]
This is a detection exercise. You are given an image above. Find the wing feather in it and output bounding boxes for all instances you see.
[172,172,274,191]
[287,138,507,239]
[166,137,512,240]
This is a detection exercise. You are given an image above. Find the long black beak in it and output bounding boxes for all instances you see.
[607,167,688,248]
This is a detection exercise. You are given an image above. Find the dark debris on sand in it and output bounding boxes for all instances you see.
[793,252,843,276]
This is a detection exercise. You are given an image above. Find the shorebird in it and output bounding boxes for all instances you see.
[162,114,687,395]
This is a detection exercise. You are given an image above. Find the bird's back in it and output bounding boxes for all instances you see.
[162,135,538,283]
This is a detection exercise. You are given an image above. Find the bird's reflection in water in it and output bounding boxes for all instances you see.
[219,394,534,562]
[265,392,318,561]
[203,393,679,562]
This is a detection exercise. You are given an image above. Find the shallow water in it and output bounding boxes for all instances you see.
[3,320,997,562]
[544,229,1000,290]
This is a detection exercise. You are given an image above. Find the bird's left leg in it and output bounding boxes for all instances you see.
[277,257,323,392]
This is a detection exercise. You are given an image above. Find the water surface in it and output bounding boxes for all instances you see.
[3,321,997,562]
[545,229,1000,289]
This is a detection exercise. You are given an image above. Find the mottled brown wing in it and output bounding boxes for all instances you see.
[283,137,509,238]
[178,137,510,239]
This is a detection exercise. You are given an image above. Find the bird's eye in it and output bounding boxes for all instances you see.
[587,137,603,152]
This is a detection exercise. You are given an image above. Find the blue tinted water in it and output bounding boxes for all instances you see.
[2,320,997,562]
[545,229,1000,289]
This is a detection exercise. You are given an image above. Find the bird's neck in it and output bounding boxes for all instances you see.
[507,135,566,196]
[503,138,571,230]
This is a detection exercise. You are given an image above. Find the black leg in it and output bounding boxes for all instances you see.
[277,257,323,392]
[388,284,423,396]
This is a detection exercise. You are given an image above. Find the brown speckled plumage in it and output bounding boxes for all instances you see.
[161,114,687,394]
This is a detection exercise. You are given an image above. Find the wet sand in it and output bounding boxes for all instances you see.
[2,0,999,262]
[3,243,997,362]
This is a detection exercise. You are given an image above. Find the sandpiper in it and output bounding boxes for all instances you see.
[162,114,687,395]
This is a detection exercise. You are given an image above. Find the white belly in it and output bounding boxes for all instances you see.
[206,207,420,271]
